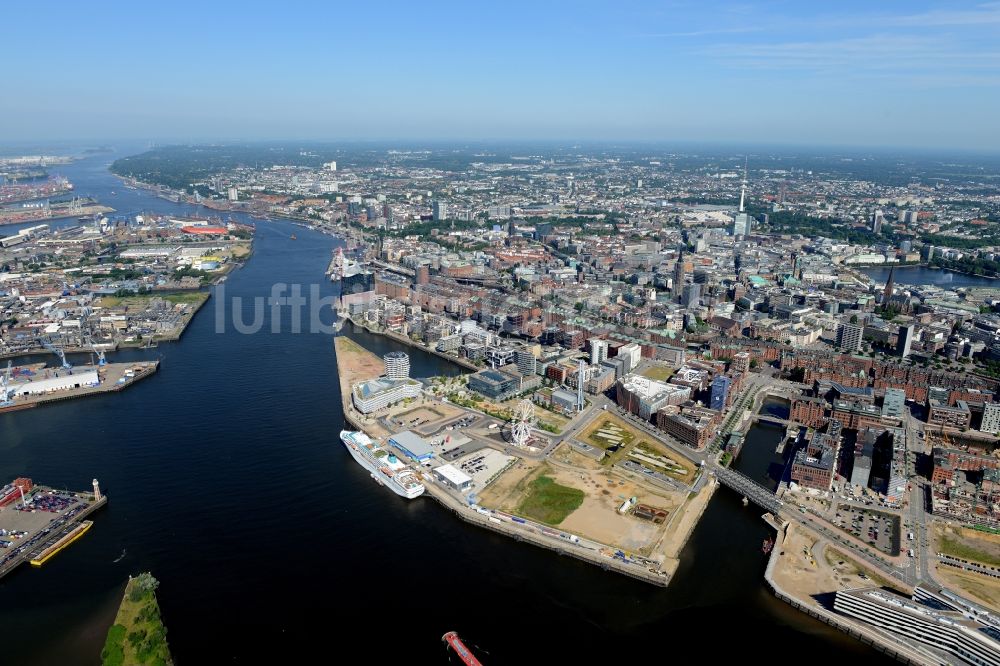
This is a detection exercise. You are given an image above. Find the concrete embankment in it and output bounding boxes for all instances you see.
[762,520,938,666]
[332,334,670,587]
[0,361,158,413]
[345,318,479,371]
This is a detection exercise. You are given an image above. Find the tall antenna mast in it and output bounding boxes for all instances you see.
[739,156,748,213]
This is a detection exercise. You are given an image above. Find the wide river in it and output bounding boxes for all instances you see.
[0,151,890,664]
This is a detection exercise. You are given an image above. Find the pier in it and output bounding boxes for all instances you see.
[0,360,158,413]
[0,481,107,581]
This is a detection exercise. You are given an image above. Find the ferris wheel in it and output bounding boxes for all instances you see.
[510,399,536,448]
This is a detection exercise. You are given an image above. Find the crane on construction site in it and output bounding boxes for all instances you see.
[40,337,72,370]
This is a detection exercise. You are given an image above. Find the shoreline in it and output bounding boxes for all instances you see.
[762,519,938,665]
[332,335,677,587]
[344,318,480,371]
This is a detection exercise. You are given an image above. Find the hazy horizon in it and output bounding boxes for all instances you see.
[4,1,1000,152]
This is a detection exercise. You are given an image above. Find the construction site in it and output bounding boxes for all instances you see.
[333,333,714,584]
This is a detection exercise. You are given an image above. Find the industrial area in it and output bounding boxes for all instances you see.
[0,478,107,580]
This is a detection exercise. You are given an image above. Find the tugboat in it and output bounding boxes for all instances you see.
[762,537,775,555]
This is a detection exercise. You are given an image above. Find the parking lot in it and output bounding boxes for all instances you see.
[0,490,89,564]
[454,448,517,489]
[832,504,900,556]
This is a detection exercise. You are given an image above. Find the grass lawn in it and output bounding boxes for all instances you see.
[102,573,172,666]
[936,566,1000,609]
[97,292,207,309]
[639,365,675,382]
[517,475,584,525]
[161,292,209,306]
[939,534,1000,568]
[583,415,637,450]
[336,336,366,355]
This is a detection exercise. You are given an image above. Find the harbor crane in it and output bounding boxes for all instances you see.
[0,361,25,407]
[85,337,107,366]
[40,337,72,370]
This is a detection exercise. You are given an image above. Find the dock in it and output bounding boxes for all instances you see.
[0,480,107,581]
[0,360,159,413]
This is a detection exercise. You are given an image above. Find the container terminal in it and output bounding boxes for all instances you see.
[0,478,107,580]
[0,360,158,414]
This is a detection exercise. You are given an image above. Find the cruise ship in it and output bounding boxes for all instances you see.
[339,430,425,499]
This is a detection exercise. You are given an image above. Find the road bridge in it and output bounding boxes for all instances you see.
[753,414,795,427]
[713,465,784,514]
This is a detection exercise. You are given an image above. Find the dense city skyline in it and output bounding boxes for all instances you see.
[3,1,1000,150]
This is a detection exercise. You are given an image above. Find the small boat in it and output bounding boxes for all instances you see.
[442,632,483,666]
[762,537,774,554]
[290,234,297,240]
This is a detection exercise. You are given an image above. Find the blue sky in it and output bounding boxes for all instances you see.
[3,1,1000,150]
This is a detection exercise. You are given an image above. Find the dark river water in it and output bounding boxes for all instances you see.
[0,151,890,664]
[860,264,1000,288]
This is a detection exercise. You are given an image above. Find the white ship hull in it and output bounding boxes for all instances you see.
[340,430,425,499]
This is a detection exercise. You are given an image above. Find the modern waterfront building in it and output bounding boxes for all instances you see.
[383,351,410,380]
[351,376,422,414]
[833,586,1000,666]
[836,322,864,352]
[882,388,907,419]
[467,369,520,401]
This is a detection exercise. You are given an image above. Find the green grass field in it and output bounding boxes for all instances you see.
[102,573,173,666]
[517,475,584,525]
[639,365,675,382]
[161,292,209,306]
[940,535,1000,568]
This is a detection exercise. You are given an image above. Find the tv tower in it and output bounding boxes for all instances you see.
[733,157,752,237]
[739,156,748,214]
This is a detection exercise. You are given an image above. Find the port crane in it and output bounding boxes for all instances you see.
[85,337,107,366]
[40,338,72,370]
[0,361,25,407]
